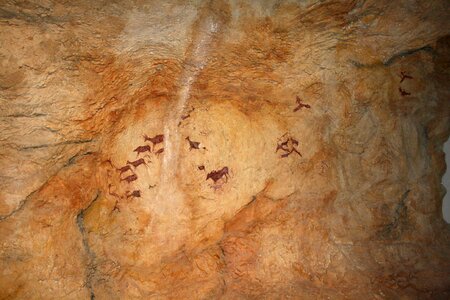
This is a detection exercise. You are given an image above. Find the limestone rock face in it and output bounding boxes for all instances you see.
[1,1,449,299]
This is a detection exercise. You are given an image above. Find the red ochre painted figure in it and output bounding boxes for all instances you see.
[133,145,151,156]
[293,96,311,112]
[127,158,148,168]
[144,134,164,146]
[206,167,229,183]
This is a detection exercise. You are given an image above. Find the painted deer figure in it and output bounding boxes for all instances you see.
[144,134,164,146]
[134,145,151,156]
[206,167,230,183]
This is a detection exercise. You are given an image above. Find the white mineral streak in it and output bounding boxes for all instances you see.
[154,15,219,243]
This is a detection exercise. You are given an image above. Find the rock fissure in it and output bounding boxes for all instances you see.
[0,189,39,221]
[19,139,95,150]
[76,191,100,300]
[349,45,435,68]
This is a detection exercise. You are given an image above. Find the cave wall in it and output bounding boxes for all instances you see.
[1,1,450,299]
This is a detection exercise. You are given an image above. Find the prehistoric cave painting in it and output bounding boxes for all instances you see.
[108,184,123,213]
[108,183,122,199]
[198,165,205,171]
[112,200,120,213]
[117,164,133,175]
[104,159,117,171]
[144,133,165,156]
[103,134,160,213]
[126,190,141,198]
[144,134,164,146]
[206,166,230,190]
[276,134,302,158]
[154,147,164,156]
[105,159,136,179]
[133,145,152,156]
[398,71,413,96]
[400,71,413,83]
[127,158,149,168]
[178,106,195,126]
[281,148,302,158]
[186,136,206,150]
[399,87,411,96]
[121,173,138,183]
[293,96,311,112]
[104,130,185,211]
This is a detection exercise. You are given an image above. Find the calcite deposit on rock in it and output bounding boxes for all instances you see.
[1,0,449,299]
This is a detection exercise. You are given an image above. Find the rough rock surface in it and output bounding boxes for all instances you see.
[1,0,450,299]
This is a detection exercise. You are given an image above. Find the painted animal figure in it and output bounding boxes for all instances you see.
[276,140,289,153]
[127,158,148,168]
[181,114,190,121]
[155,148,164,156]
[294,96,311,112]
[126,190,141,198]
[104,159,115,168]
[112,200,120,212]
[117,164,132,174]
[179,107,195,126]
[206,167,230,183]
[121,174,138,183]
[108,184,121,198]
[281,148,302,158]
[144,134,164,146]
[186,136,205,150]
[400,71,413,83]
[134,145,151,156]
[399,87,411,96]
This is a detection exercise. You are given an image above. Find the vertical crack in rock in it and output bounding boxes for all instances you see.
[378,190,411,240]
[76,191,100,300]
[217,233,229,297]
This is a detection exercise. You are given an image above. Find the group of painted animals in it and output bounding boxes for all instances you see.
[105,133,165,209]
[108,94,309,200]
[141,134,165,156]
[106,156,148,208]
[276,134,302,158]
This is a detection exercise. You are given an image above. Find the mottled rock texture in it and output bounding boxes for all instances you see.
[1,0,450,299]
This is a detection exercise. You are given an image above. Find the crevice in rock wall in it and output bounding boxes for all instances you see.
[76,191,101,300]
[443,137,450,223]
[18,138,95,151]
[1,113,48,118]
[377,189,411,240]
[65,151,94,167]
[0,150,95,221]
[349,45,435,68]
[383,46,435,66]
[0,189,39,221]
